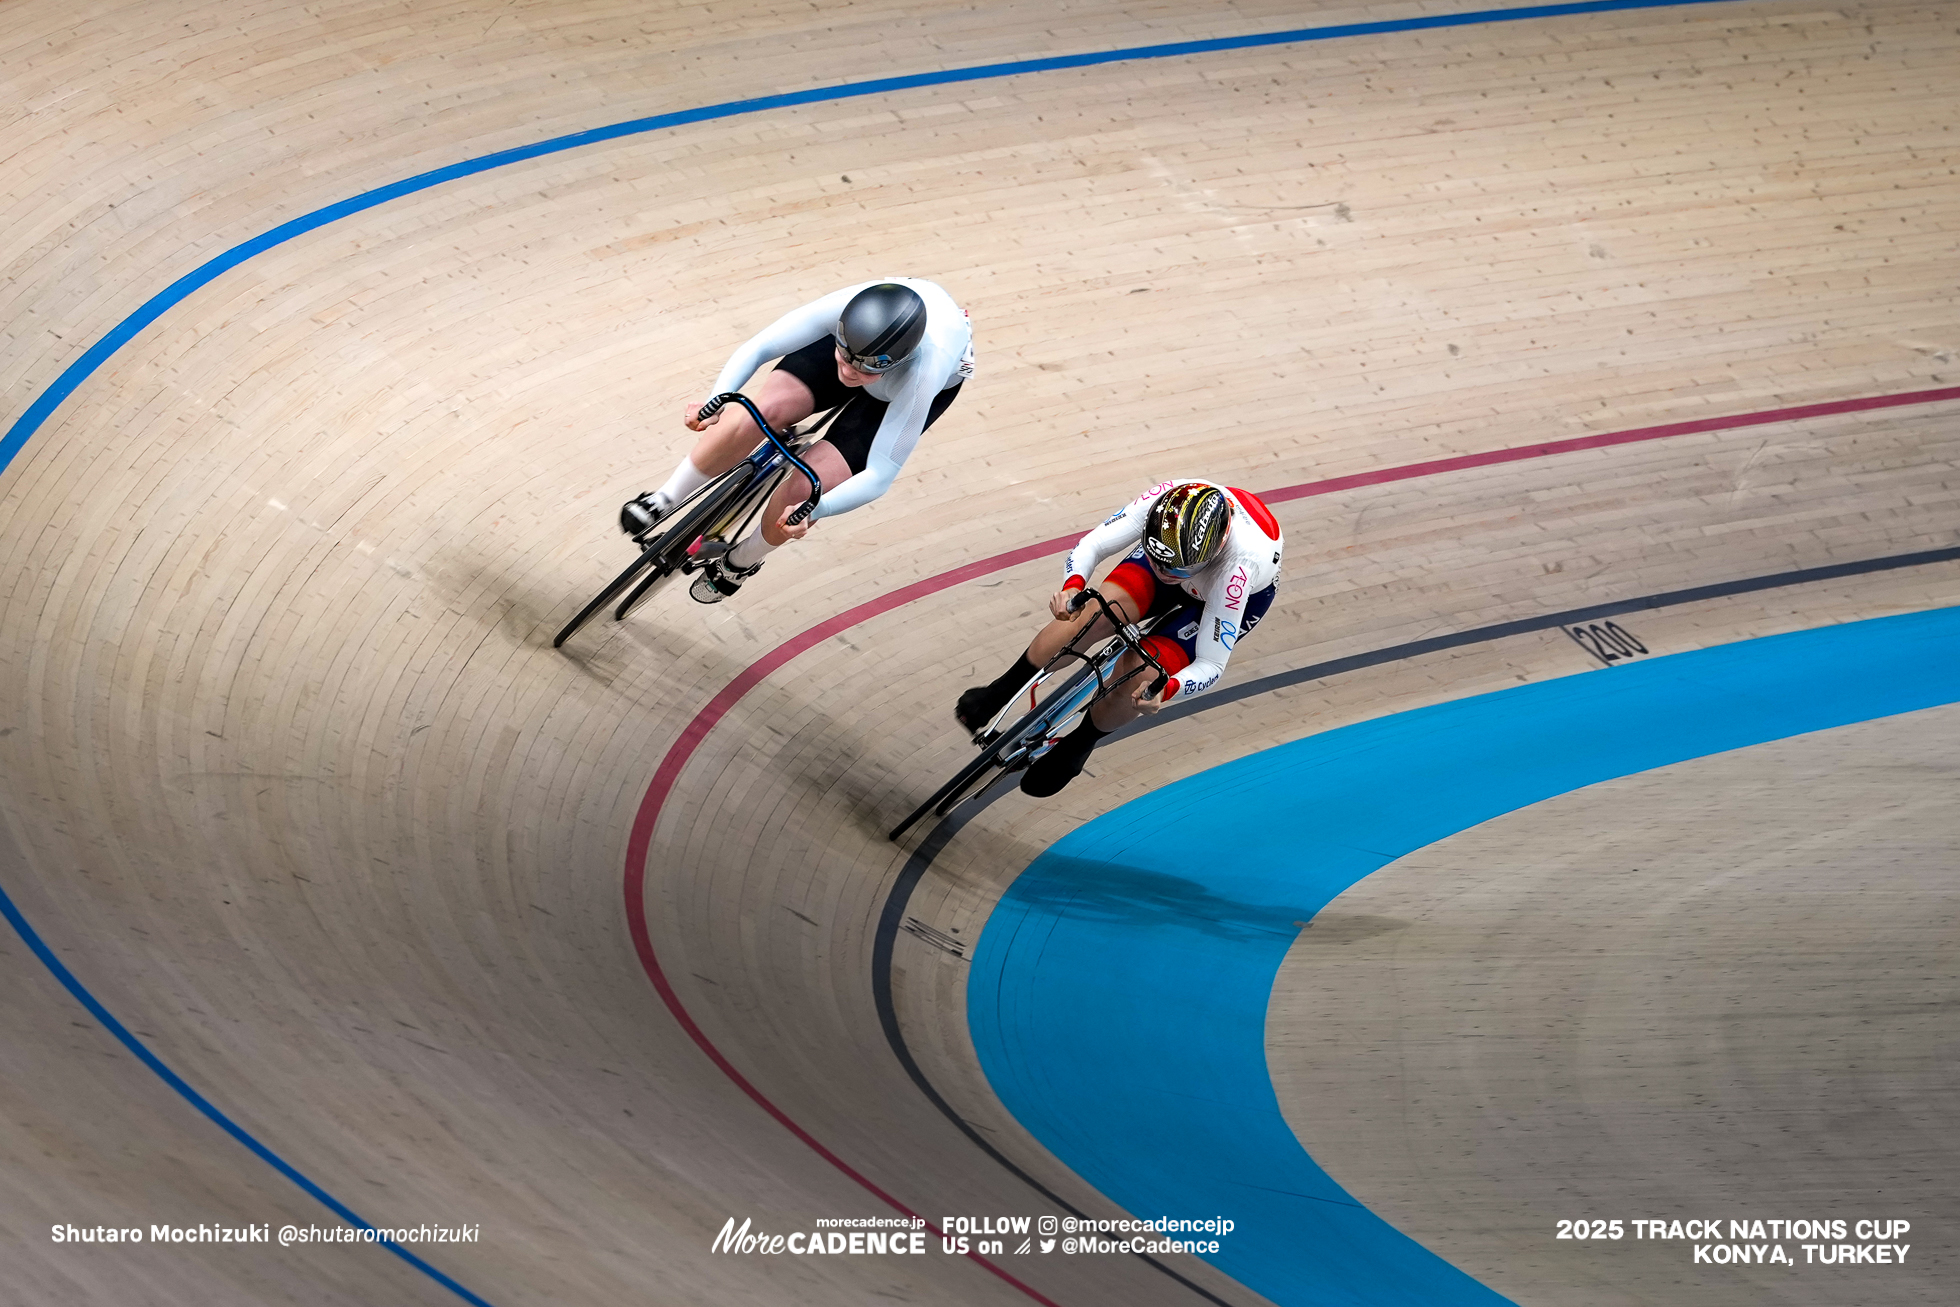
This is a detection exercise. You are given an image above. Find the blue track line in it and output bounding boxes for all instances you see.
[0,2,1756,1301]
[3,0,1747,474]
[0,881,497,1306]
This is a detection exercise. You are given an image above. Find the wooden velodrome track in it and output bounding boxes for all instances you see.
[2,0,1956,1303]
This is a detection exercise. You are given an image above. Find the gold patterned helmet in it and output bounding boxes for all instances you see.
[1142,483,1229,578]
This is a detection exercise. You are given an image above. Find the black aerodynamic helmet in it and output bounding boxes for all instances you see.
[835,282,928,372]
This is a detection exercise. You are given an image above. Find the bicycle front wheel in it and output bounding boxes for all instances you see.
[613,556,681,621]
[888,661,1104,841]
[609,464,769,623]
[554,546,658,647]
[889,727,1022,842]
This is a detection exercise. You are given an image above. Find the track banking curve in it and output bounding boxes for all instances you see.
[970,606,1960,1306]
[4,0,1957,1303]
[2,6,1775,1302]
[0,0,1752,472]
[628,383,1960,1300]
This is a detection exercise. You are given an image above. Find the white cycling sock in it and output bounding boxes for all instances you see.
[726,531,778,572]
[656,456,713,507]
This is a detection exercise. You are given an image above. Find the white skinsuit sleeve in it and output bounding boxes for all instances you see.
[706,286,861,400]
[1061,480,1175,587]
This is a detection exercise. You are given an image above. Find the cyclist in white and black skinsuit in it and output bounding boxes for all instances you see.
[621,279,974,602]
[957,479,1283,796]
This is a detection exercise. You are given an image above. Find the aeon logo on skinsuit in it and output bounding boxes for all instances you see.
[1121,479,1179,527]
[1223,565,1249,611]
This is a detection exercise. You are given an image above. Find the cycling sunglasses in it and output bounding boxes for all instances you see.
[835,344,900,373]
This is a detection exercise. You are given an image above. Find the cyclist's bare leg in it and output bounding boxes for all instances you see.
[1085,646,1157,732]
[752,440,851,547]
[717,439,849,574]
[685,369,818,477]
[640,370,819,527]
[957,580,1147,731]
[1025,581,1145,665]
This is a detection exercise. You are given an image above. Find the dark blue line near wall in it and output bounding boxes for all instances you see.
[1135,544,1960,730]
[968,605,1960,1306]
[0,2,1760,1302]
[3,0,1749,475]
[873,543,1960,1304]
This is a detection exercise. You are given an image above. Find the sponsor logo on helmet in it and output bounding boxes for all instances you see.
[1191,492,1223,542]
[1144,537,1178,564]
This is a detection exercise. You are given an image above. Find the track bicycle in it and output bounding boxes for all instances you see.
[553,393,827,647]
[888,587,1171,841]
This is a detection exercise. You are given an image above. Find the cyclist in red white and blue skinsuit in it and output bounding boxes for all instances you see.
[956,479,1283,796]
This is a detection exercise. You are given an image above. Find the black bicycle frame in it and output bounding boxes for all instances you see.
[553,393,832,646]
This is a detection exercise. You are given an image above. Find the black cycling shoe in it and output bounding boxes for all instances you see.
[956,652,1038,733]
[689,556,761,604]
[956,684,1006,733]
[620,491,673,538]
[1020,721,1103,797]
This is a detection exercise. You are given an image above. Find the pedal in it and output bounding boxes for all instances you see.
[681,538,728,574]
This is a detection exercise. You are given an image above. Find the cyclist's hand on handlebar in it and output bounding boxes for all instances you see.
[1132,678,1171,714]
[772,501,814,543]
[1050,588,1084,621]
[682,400,720,432]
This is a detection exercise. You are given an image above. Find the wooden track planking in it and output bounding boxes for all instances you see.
[1267,704,1960,1304]
[846,410,1960,1242]
[3,0,1959,1303]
